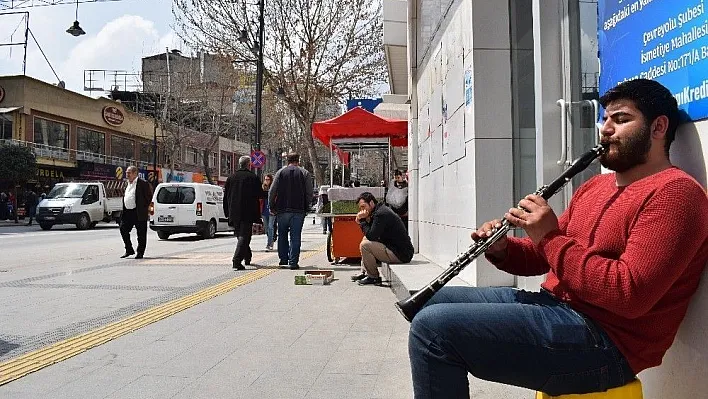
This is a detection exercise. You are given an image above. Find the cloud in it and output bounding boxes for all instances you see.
[57,15,161,92]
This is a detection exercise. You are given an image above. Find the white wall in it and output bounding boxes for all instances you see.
[413,0,514,287]
[639,121,708,399]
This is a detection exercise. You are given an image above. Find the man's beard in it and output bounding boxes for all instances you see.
[600,124,652,172]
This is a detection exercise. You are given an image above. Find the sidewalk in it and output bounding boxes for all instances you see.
[0,221,532,398]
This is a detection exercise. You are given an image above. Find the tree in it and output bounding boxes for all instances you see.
[0,143,36,222]
[173,0,387,185]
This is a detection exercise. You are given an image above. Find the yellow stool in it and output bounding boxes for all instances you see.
[535,379,642,399]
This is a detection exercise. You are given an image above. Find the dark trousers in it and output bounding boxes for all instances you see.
[27,206,36,224]
[409,287,635,398]
[232,222,253,263]
[120,209,147,255]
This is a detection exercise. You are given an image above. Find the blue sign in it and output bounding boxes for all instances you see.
[346,98,383,113]
[251,150,266,168]
[599,0,708,121]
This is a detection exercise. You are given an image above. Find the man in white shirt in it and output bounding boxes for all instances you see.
[120,166,153,259]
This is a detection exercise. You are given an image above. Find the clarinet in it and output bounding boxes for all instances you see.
[395,144,607,322]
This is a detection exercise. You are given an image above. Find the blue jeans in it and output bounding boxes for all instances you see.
[262,213,276,247]
[409,287,635,398]
[276,212,305,266]
[321,216,332,233]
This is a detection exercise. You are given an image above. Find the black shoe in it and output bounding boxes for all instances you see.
[350,273,366,282]
[323,230,327,235]
[289,265,300,270]
[245,258,251,266]
[232,261,246,270]
[120,250,135,258]
[357,276,382,286]
[135,253,144,259]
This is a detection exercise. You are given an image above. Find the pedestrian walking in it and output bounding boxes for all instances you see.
[0,191,8,220]
[25,189,38,226]
[120,166,153,259]
[224,155,262,270]
[268,152,313,269]
[261,173,276,251]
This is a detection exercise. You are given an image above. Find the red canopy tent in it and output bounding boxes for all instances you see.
[312,106,408,148]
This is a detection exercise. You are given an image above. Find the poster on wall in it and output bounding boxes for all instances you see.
[464,68,473,113]
[599,0,708,121]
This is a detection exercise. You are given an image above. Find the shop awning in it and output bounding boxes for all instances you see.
[312,106,408,148]
[0,106,22,114]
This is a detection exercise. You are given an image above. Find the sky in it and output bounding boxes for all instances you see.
[0,0,182,96]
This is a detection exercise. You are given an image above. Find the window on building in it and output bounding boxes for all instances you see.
[140,142,154,163]
[0,113,13,141]
[111,135,135,160]
[34,117,69,149]
[76,127,105,155]
[209,152,217,168]
[186,147,199,165]
[220,151,232,175]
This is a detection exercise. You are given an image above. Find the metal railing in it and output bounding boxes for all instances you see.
[0,139,152,169]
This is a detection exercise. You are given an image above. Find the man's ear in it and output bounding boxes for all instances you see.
[651,115,669,140]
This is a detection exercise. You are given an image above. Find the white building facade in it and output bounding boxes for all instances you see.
[384,0,708,397]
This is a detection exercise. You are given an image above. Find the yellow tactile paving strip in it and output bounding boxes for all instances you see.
[0,245,325,386]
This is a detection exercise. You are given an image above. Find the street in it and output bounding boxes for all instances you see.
[0,218,423,399]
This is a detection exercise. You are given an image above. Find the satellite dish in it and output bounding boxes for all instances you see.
[57,81,66,89]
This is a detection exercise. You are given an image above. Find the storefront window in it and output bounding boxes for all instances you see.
[77,127,105,154]
[34,117,69,149]
[111,135,135,160]
[0,113,12,140]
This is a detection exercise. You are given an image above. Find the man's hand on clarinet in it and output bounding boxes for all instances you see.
[471,219,508,261]
[505,194,559,245]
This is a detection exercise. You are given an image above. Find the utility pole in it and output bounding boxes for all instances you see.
[255,0,265,153]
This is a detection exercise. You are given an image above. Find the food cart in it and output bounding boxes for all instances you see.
[312,107,408,263]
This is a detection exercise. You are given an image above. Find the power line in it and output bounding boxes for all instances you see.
[0,0,125,10]
[27,28,61,83]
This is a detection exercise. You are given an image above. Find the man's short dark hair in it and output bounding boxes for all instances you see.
[287,152,300,164]
[356,192,377,205]
[599,79,680,154]
[394,169,403,177]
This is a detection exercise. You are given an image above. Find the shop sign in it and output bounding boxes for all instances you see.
[599,0,708,121]
[102,106,124,126]
[36,167,65,179]
[0,86,5,103]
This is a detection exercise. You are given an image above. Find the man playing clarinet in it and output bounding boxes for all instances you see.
[407,79,708,398]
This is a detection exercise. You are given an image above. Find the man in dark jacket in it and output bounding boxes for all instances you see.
[353,192,414,285]
[121,166,153,259]
[268,152,313,269]
[224,155,262,270]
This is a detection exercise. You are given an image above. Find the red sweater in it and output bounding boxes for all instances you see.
[490,167,708,373]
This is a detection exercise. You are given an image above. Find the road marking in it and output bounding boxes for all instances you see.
[0,269,274,386]
[0,245,326,385]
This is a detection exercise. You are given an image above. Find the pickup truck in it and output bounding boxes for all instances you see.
[36,182,124,230]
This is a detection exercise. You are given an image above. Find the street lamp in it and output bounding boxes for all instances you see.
[237,0,265,157]
[66,0,86,36]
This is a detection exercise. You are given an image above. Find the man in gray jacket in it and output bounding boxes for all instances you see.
[268,152,313,269]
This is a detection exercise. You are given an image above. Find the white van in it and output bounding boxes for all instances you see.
[36,182,124,230]
[149,182,232,240]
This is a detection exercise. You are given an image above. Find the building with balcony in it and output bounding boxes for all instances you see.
[0,75,159,191]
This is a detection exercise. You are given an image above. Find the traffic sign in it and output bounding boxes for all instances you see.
[251,150,266,169]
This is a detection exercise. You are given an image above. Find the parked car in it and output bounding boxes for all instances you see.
[149,182,232,240]
[36,182,123,230]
